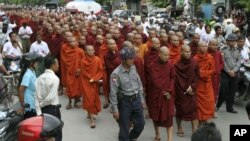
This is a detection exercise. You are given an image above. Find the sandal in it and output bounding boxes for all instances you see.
[177,130,184,137]
[90,120,96,128]
[154,137,161,141]
[65,104,72,110]
[103,103,109,109]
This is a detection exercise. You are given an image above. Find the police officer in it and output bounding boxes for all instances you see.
[216,33,242,113]
[109,47,145,141]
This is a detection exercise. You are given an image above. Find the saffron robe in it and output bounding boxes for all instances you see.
[80,55,103,114]
[60,45,84,98]
[193,53,215,121]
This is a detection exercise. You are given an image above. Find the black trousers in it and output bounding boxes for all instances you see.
[216,71,238,111]
[41,105,62,141]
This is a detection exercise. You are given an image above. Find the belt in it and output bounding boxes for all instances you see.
[123,94,139,102]
[42,104,61,109]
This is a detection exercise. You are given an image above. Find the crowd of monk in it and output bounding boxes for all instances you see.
[3,9,241,140]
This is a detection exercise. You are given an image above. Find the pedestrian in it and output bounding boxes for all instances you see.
[29,33,50,76]
[35,55,62,141]
[216,33,241,113]
[207,39,224,105]
[146,47,174,141]
[80,45,103,128]
[175,45,199,137]
[246,102,250,120]
[168,35,181,64]
[18,21,33,53]
[109,47,145,141]
[191,122,222,141]
[18,53,41,118]
[193,41,215,125]
[60,36,84,109]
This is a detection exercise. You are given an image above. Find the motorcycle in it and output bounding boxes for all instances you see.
[236,62,250,100]
[0,103,24,141]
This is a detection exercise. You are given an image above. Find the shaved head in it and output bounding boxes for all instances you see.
[85,45,95,56]
[181,44,191,59]
[122,41,133,49]
[152,37,161,49]
[159,46,170,62]
[208,38,218,52]
[198,41,208,54]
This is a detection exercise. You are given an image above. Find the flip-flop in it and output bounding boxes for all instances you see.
[177,131,184,137]
[154,137,161,141]
[65,104,72,110]
[74,104,81,108]
[90,120,96,128]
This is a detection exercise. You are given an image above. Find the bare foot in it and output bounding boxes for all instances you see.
[65,103,72,110]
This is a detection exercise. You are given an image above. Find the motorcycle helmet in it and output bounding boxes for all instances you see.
[18,114,63,141]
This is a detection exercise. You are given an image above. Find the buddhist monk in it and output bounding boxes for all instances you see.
[86,26,97,45]
[113,29,125,50]
[93,35,104,56]
[193,41,215,125]
[60,32,73,88]
[144,37,161,68]
[160,33,169,47]
[176,31,185,46]
[175,45,199,137]
[189,33,200,57]
[60,37,84,110]
[127,32,135,44]
[104,39,121,106]
[146,47,175,141]
[169,35,181,64]
[78,35,86,50]
[134,47,146,88]
[208,39,224,104]
[134,34,148,59]
[80,45,103,128]
[146,29,157,49]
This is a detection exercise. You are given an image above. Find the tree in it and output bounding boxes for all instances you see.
[149,0,170,8]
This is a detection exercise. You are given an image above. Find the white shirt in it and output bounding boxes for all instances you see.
[18,26,33,39]
[224,23,236,38]
[35,69,60,115]
[195,26,205,35]
[200,32,215,43]
[2,41,22,57]
[30,41,50,57]
[239,46,250,63]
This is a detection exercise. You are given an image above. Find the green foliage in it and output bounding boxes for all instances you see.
[238,0,250,11]
[149,0,170,8]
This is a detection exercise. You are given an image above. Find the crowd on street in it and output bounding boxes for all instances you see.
[0,6,250,141]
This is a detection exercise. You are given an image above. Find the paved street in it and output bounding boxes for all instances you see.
[60,94,249,141]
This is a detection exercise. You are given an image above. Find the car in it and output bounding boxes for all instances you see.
[112,10,137,20]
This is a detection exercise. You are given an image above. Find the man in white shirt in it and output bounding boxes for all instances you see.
[2,32,22,58]
[18,22,33,53]
[224,19,236,39]
[35,55,62,141]
[30,34,50,76]
[30,34,50,57]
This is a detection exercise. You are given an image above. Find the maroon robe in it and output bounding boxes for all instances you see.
[175,57,199,121]
[144,48,159,91]
[115,36,125,51]
[134,56,145,88]
[104,51,121,90]
[146,59,175,127]
[120,26,131,38]
[141,33,148,44]
[189,42,198,58]
[86,33,95,45]
[208,50,224,103]
[93,42,101,56]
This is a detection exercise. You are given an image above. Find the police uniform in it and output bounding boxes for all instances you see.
[216,33,242,113]
[109,47,145,141]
